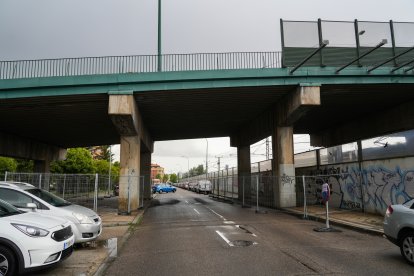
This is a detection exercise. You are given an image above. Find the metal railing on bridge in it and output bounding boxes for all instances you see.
[0,51,281,80]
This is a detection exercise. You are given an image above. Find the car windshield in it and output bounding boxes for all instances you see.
[26,188,72,207]
[0,199,22,217]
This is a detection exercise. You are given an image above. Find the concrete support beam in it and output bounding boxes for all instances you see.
[118,136,141,214]
[231,85,319,208]
[0,132,66,173]
[272,126,296,208]
[108,93,153,153]
[230,85,320,147]
[140,151,152,200]
[109,93,154,213]
[277,86,321,126]
[237,145,251,203]
[310,99,414,148]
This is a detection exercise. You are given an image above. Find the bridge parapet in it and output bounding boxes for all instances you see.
[0,52,281,80]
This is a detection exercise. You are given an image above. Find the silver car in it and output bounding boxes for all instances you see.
[384,199,414,265]
[0,181,102,244]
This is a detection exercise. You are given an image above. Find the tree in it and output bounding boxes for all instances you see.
[16,159,34,172]
[162,174,169,182]
[155,173,162,180]
[169,173,178,183]
[87,145,114,161]
[188,164,205,177]
[0,157,17,174]
[50,148,95,174]
[93,159,120,178]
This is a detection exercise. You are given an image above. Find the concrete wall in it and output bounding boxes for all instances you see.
[296,157,414,215]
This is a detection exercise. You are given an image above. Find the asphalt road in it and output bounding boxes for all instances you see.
[104,189,413,276]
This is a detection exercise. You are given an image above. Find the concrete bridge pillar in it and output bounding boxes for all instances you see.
[108,92,154,214]
[118,136,141,213]
[140,151,152,200]
[271,85,320,208]
[237,145,251,204]
[271,126,296,208]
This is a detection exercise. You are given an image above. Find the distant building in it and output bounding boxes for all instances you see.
[151,163,164,183]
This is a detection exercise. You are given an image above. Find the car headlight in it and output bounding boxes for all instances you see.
[73,212,94,224]
[12,223,49,237]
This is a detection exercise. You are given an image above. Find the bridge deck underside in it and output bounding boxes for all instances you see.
[0,83,413,148]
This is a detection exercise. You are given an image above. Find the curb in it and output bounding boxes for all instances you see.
[281,208,384,237]
[93,201,151,276]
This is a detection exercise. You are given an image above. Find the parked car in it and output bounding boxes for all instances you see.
[0,199,74,275]
[188,182,197,192]
[196,180,212,194]
[0,181,102,244]
[153,183,176,194]
[384,199,414,265]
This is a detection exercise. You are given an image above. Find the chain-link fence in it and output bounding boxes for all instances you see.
[207,172,369,215]
[2,172,149,213]
[296,173,364,218]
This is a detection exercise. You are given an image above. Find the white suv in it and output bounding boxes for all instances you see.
[0,199,74,275]
[0,181,102,244]
[384,199,414,265]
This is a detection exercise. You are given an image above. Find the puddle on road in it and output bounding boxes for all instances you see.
[230,240,256,247]
[150,199,181,207]
[77,237,118,257]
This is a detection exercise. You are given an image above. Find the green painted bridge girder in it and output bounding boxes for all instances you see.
[1,67,414,99]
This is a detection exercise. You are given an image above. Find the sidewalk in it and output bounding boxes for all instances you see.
[33,200,148,276]
[283,205,384,235]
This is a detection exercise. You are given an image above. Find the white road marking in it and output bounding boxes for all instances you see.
[185,200,189,204]
[224,221,235,224]
[193,208,200,215]
[216,230,233,247]
[205,206,226,220]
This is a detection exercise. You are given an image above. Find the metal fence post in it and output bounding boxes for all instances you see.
[242,177,245,206]
[63,174,66,200]
[140,176,144,208]
[94,173,98,212]
[231,168,234,203]
[303,175,307,219]
[128,171,131,215]
[4,171,7,181]
[256,175,259,212]
[39,174,42,189]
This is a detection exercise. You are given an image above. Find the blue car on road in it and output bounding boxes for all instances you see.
[152,183,176,194]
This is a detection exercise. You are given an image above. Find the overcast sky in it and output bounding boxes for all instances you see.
[1,0,413,174]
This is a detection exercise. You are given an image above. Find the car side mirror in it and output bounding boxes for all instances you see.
[26,202,37,212]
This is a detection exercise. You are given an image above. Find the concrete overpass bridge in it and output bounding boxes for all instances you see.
[1,19,414,212]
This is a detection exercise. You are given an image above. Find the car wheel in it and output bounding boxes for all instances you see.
[173,190,176,193]
[400,231,414,265]
[0,245,17,276]
[158,190,163,194]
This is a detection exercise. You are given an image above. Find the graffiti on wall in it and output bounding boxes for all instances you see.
[299,164,414,215]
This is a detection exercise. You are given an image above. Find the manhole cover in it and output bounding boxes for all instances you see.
[230,240,254,247]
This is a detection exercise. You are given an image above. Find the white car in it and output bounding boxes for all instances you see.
[0,181,102,244]
[0,199,74,275]
[384,199,414,265]
[196,180,212,194]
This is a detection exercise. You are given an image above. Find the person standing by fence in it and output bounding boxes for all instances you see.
[322,180,331,229]
[322,181,330,205]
